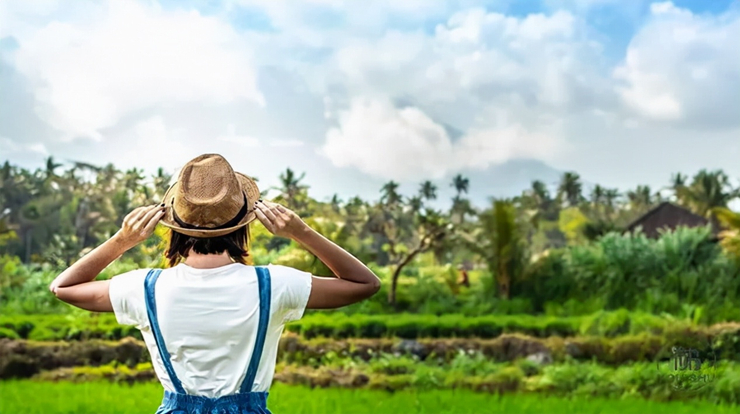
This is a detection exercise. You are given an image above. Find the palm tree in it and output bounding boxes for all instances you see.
[450,196,476,225]
[43,156,62,182]
[590,185,606,206]
[419,180,437,201]
[604,188,621,212]
[676,169,738,217]
[451,174,469,195]
[627,185,655,212]
[408,195,423,214]
[670,172,688,191]
[464,199,526,299]
[380,181,402,206]
[557,172,583,208]
[272,168,309,211]
[530,180,550,206]
[449,174,472,225]
[713,207,740,264]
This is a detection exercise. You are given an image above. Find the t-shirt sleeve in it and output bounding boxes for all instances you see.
[266,264,313,324]
[108,269,149,328]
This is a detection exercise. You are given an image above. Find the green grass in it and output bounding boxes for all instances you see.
[0,381,735,414]
[1,310,696,341]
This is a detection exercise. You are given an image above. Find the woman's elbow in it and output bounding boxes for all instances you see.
[364,276,381,298]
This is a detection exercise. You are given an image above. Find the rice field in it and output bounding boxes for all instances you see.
[0,381,734,414]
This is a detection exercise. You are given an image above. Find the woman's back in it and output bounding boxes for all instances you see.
[49,154,380,413]
[110,263,311,397]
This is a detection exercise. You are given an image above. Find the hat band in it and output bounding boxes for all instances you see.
[171,192,250,231]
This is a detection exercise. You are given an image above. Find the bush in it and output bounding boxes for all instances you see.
[287,313,583,339]
[0,327,19,339]
[0,311,702,341]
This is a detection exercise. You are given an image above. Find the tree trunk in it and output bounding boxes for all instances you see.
[497,279,510,299]
[388,266,400,306]
[25,229,32,264]
[496,260,511,299]
[387,248,424,306]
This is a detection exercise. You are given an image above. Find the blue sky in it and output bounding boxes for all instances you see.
[1,0,738,209]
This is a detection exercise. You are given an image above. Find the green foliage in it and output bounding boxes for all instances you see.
[518,227,740,320]
[0,314,140,341]
[714,207,740,264]
[0,312,588,340]
[466,199,527,299]
[558,207,589,245]
[2,381,736,414]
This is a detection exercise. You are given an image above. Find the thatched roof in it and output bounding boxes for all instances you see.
[625,202,718,239]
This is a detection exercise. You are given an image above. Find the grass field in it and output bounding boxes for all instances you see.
[0,381,735,414]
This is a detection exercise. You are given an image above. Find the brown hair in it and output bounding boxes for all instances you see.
[165,227,250,267]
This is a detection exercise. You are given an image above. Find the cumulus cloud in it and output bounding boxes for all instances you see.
[9,0,263,141]
[320,8,596,180]
[331,8,607,110]
[321,98,559,181]
[614,2,740,128]
[1,0,738,201]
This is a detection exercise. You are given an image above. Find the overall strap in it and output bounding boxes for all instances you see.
[239,266,272,394]
[144,269,187,395]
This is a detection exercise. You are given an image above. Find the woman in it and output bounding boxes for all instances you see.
[49,154,381,414]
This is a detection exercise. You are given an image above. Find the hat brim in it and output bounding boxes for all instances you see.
[159,172,260,238]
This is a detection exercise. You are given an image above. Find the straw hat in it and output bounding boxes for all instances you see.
[160,154,260,238]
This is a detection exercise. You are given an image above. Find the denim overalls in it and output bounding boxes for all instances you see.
[144,267,272,414]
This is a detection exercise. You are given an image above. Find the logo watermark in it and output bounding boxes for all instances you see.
[655,344,718,392]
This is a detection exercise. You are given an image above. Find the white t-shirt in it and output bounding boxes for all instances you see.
[108,263,312,397]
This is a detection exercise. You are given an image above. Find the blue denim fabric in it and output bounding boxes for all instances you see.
[145,267,273,414]
[155,391,271,414]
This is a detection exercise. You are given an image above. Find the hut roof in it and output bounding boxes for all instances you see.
[625,202,718,239]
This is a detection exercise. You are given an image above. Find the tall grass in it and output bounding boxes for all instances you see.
[0,381,736,414]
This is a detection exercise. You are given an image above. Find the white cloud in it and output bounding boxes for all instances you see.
[219,124,261,147]
[320,8,597,180]
[614,2,740,128]
[331,7,606,114]
[0,0,61,38]
[455,126,561,169]
[322,98,452,181]
[124,116,197,168]
[2,0,739,202]
[321,98,559,181]
[10,0,263,141]
[269,139,304,147]
[27,143,48,155]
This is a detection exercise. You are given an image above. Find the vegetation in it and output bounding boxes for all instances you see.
[3,381,735,414]
[2,158,740,411]
[0,310,701,341]
[6,321,740,379]
[2,158,739,309]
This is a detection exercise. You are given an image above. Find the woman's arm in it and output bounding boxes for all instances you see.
[49,204,164,312]
[254,200,380,309]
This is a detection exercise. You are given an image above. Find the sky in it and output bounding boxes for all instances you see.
[1,0,739,209]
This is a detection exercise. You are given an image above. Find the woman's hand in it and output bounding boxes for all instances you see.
[254,200,308,239]
[49,204,165,312]
[113,204,165,248]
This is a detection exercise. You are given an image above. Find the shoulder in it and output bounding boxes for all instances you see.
[108,268,154,327]
[263,264,313,285]
[109,268,157,297]
[110,268,151,285]
[264,264,310,277]
[262,264,313,323]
